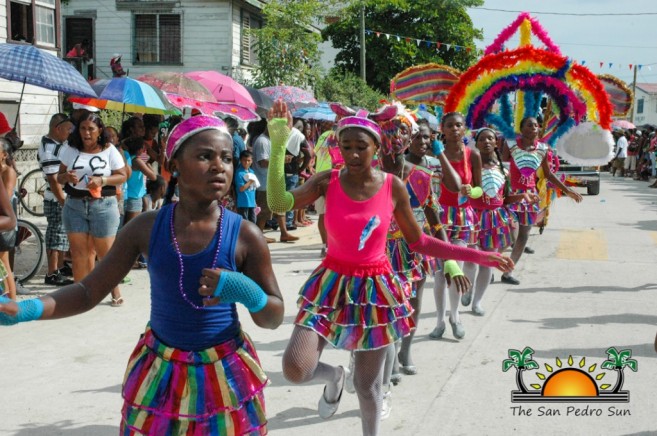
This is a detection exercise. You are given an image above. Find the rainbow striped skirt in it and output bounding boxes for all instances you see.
[506,188,544,226]
[120,325,268,435]
[295,255,414,351]
[476,207,517,250]
[440,205,479,245]
[387,237,425,284]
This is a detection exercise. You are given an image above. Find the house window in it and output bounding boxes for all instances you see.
[240,10,261,66]
[637,98,644,114]
[9,0,57,47]
[134,14,181,64]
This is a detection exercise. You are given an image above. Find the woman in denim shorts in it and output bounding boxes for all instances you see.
[57,112,127,306]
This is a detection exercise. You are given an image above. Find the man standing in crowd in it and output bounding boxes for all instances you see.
[38,114,74,286]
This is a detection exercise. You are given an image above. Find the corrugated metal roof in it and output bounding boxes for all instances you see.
[636,83,657,94]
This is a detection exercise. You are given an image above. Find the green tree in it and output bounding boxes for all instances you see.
[315,70,385,110]
[503,347,539,393]
[601,347,638,393]
[250,0,326,89]
[322,0,483,94]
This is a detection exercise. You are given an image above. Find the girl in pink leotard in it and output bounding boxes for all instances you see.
[265,101,513,436]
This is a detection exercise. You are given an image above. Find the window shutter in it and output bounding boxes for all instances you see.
[241,13,251,65]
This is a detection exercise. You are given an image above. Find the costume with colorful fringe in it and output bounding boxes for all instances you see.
[443,12,614,169]
[506,140,547,226]
[469,166,516,250]
[120,201,268,435]
[438,146,479,245]
[386,165,439,292]
[295,169,414,351]
[121,326,267,436]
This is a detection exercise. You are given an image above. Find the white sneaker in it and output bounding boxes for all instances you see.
[381,391,392,420]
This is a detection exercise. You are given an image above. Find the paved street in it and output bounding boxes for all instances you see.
[1,172,656,436]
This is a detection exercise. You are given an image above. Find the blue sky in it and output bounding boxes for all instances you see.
[467,0,657,85]
[320,1,657,86]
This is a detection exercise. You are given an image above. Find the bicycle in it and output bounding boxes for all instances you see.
[18,167,47,217]
[12,218,46,284]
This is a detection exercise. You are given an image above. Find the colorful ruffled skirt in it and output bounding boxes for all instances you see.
[386,236,436,290]
[120,325,268,436]
[439,205,479,245]
[506,188,544,226]
[295,255,414,350]
[476,206,517,250]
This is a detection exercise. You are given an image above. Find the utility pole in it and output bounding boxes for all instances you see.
[630,64,638,123]
[360,5,366,81]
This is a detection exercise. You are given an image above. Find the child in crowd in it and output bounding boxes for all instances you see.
[235,149,259,223]
[143,175,166,211]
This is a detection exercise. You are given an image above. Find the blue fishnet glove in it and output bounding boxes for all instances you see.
[212,271,268,313]
[432,140,445,156]
[0,296,44,326]
[266,118,295,214]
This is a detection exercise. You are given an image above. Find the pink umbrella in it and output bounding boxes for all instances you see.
[184,71,256,110]
[165,93,259,122]
[611,120,635,130]
[259,85,317,111]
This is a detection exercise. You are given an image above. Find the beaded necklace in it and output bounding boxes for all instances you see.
[169,203,224,310]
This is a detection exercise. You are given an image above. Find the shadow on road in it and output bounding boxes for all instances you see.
[72,384,122,395]
[267,406,360,432]
[509,313,657,330]
[10,421,117,435]
[507,283,657,294]
[533,342,656,360]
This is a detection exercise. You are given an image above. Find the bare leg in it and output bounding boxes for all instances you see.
[0,251,15,299]
[93,236,121,301]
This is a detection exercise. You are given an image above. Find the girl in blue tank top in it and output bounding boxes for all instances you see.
[0,116,284,435]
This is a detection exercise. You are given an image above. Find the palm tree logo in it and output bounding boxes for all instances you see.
[503,346,636,403]
[503,347,539,393]
[601,347,638,394]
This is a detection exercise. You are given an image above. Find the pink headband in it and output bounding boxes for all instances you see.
[336,112,383,144]
[166,115,231,160]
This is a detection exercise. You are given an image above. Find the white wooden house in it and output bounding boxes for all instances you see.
[1,0,61,152]
[61,0,265,83]
[633,83,657,126]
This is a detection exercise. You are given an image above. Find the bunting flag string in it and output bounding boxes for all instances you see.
[367,28,650,71]
[365,29,475,53]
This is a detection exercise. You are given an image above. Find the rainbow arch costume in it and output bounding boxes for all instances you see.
[444,12,615,166]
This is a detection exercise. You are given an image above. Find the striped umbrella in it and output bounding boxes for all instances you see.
[390,63,461,106]
[69,77,180,115]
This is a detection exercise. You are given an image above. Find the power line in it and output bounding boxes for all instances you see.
[471,7,657,16]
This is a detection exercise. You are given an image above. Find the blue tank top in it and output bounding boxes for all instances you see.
[148,204,242,351]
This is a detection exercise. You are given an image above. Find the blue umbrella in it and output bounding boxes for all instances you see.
[0,43,97,125]
[293,103,335,121]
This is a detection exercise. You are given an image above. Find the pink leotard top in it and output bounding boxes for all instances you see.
[439,146,472,208]
[324,169,394,265]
